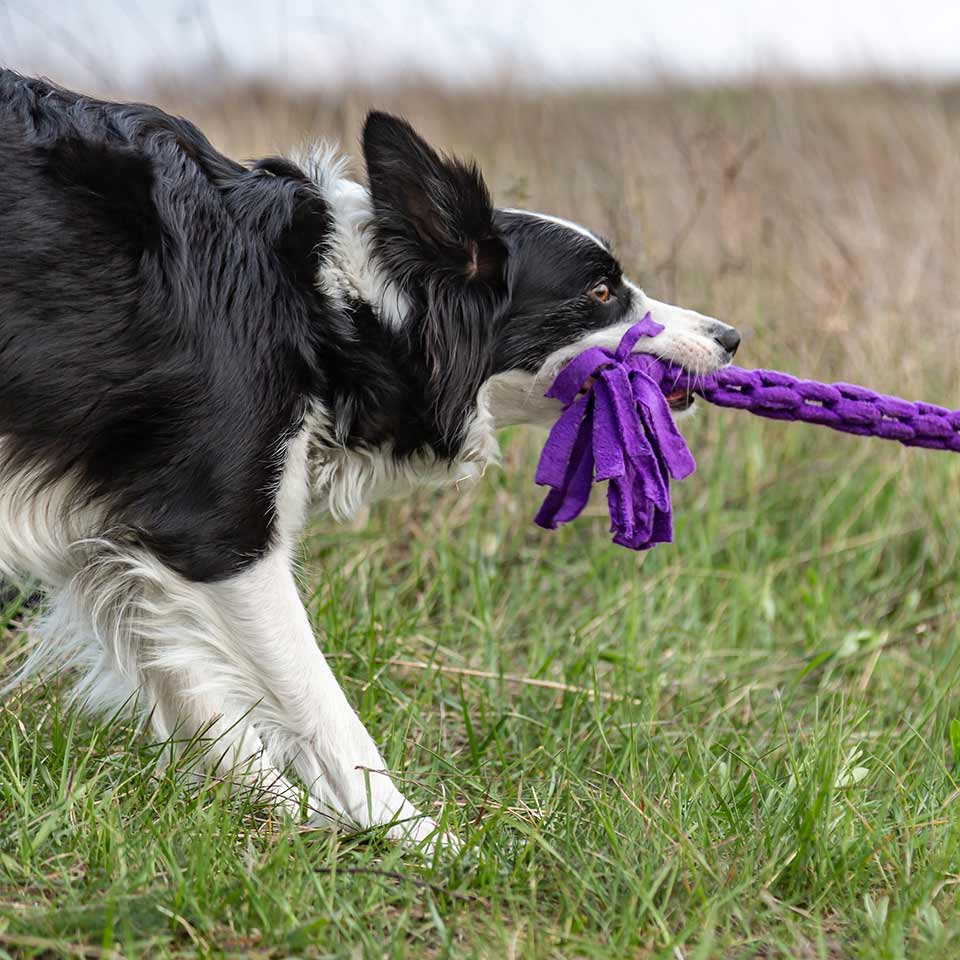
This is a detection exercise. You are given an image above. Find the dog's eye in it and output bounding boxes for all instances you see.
[590,283,612,303]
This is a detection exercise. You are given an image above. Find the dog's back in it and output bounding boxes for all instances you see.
[0,70,336,583]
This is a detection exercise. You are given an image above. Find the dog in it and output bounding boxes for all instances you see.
[0,70,740,850]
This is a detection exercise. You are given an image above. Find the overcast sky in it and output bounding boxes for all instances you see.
[2,0,960,92]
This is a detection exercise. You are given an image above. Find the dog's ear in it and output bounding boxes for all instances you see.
[363,111,508,455]
[362,111,505,286]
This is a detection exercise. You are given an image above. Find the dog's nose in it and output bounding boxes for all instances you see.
[712,324,741,356]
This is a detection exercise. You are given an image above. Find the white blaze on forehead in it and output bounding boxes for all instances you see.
[501,208,607,250]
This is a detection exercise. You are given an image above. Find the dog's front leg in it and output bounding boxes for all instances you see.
[210,551,455,851]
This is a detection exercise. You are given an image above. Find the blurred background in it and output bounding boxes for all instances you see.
[4,0,960,394]
[4,0,960,91]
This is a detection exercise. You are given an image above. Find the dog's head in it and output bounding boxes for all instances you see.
[362,111,739,444]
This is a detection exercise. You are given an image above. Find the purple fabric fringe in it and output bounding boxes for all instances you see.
[534,315,695,550]
[535,315,960,550]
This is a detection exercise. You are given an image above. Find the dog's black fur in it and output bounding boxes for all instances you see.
[0,74,503,582]
[0,71,644,586]
[0,71,341,582]
[0,71,742,844]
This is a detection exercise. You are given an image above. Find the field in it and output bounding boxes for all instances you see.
[3,79,960,958]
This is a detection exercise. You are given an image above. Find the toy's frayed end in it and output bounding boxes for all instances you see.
[534,314,697,551]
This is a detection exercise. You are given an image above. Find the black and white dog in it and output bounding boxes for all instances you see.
[0,71,739,849]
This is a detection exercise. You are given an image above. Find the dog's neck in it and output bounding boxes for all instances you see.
[292,145,500,520]
[293,145,409,331]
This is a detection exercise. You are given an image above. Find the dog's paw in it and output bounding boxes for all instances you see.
[302,806,461,857]
[387,815,461,858]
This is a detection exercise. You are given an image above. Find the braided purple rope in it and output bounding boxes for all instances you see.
[535,314,960,550]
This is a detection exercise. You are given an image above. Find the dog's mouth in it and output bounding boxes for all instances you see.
[577,380,695,411]
[666,389,695,412]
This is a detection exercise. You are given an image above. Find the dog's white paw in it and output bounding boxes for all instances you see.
[303,805,461,856]
[387,815,461,857]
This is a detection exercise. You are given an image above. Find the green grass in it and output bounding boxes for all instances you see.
[2,411,960,959]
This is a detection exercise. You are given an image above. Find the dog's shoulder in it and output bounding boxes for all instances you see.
[0,73,341,583]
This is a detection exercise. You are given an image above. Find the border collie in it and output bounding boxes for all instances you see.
[0,70,740,850]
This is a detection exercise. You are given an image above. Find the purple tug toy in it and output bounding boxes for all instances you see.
[535,314,960,551]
